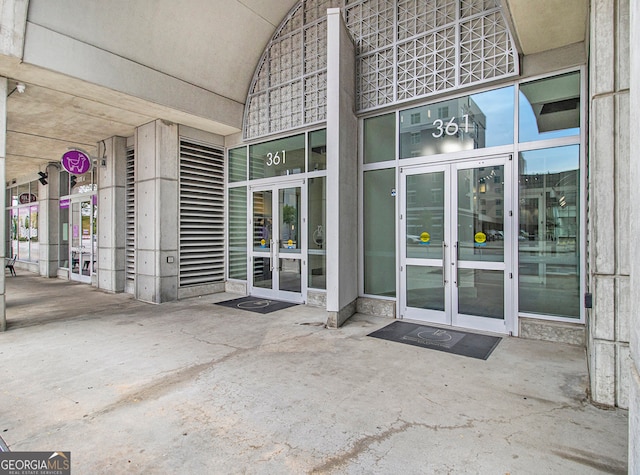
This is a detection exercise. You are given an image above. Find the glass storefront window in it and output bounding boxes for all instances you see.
[308,176,326,289]
[363,168,396,296]
[519,72,580,143]
[6,182,39,263]
[9,208,18,258]
[309,129,327,172]
[29,205,39,262]
[249,134,305,179]
[518,145,580,318]
[228,187,247,280]
[400,86,514,158]
[229,147,247,182]
[59,200,69,268]
[364,113,396,164]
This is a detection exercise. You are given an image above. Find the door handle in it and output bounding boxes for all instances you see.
[454,241,459,287]
[270,239,275,271]
[442,241,447,285]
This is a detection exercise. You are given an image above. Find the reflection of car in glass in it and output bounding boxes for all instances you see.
[519,229,533,240]
[486,230,503,241]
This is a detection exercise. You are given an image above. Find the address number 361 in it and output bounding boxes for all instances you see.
[266,150,287,167]
[432,114,470,138]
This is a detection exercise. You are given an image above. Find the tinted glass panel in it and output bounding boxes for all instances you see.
[364,114,396,164]
[250,134,305,179]
[400,86,514,158]
[228,187,247,280]
[457,166,505,262]
[406,171,445,259]
[518,146,580,318]
[228,147,247,182]
[309,129,327,172]
[308,176,326,289]
[519,72,580,143]
[363,168,396,296]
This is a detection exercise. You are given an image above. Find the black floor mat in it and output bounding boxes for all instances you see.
[368,321,501,360]
[215,296,298,314]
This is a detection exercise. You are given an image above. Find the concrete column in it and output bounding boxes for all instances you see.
[588,0,631,408]
[0,0,28,59]
[97,136,127,292]
[134,120,179,303]
[628,0,639,470]
[0,77,6,331]
[37,163,61,277]
[325,9,358,328]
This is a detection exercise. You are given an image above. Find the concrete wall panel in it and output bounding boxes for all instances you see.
[135,249,156,278]
[629,0,640,468]
[591,340,616,405]
[592,275,615,340]
[325,9,358,324]
[158,179,179,251]
[615,93,630,276]
[590,96,616,275]
[135,179,157,250]
[591,0,615,95]
[617,343,630,409]
[135,273,157,304]
[616,276,630,343]
[0,0,28,58]
[617,0,630,91]
[136,122,159,183]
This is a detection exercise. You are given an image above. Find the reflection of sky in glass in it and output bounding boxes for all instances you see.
[519,91,580,142]
[470,86,514,146]
[520,145,579,175]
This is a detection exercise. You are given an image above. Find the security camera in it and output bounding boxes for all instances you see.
[16,83,25,94]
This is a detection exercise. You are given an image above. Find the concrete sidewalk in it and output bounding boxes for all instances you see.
[0,274,628,474]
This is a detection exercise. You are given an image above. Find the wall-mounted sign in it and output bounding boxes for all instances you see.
[18,193,37,204]
[59,199,70,209]
[61,149,92,175]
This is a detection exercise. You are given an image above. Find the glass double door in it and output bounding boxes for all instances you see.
[250,181,305,303]
[400,156,513,334]
[69,195,97,283]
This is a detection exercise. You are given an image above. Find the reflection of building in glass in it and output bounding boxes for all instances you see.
[518,155,579,244]
[400,96,486,158]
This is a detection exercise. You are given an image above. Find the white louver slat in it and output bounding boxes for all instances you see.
[125,147,135,286]
[179,139,225,287]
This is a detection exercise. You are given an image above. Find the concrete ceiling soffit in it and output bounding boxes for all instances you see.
[503,0,588,55]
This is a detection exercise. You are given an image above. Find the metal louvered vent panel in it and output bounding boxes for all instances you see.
[179,139,225,287]
[125,147,136,283]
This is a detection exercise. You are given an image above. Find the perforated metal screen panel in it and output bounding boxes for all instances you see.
[244,0,518,140]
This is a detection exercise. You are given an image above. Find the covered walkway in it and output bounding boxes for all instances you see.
[0,274,628,473]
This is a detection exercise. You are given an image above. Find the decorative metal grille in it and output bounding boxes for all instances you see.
[179,140,225,287]
[244,0,518,140]
[125,146,135,291]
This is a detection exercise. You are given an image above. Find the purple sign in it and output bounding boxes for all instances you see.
[61,149,92,175]
[19,193,36,204]
[59,198,70,209]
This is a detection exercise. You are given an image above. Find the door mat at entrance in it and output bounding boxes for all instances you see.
[367,321,501,360]
[215,296,298,314]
